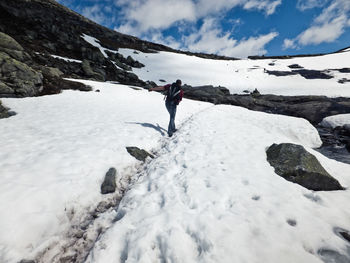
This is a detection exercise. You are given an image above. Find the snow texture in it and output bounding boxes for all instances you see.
[1,41,350,262]
[119,48,350,97]
[321,114,350,128]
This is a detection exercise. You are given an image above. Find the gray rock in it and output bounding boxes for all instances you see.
[0,32,31,62]
[126,147,154,162]
[0,52,43,97]
[41,66,64,78]
[266,143,344,191]
[0,31,23,51]
[101,168,117,194]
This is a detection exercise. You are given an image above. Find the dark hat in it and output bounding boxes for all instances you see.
[176,79,182,85]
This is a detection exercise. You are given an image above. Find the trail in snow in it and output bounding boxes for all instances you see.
[86,105,350,263]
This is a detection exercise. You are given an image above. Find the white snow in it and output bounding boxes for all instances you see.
[1,80,350,263]
[118,48,350,97]
[321,114,350,128]
[51,55,82,63]
[81,34,118,58]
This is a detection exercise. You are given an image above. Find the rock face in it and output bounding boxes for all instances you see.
[101,167,117,194]
[183,85,350,125]
[126,147,154,162]
[0,32,43,97]
[266,143,344,191]
[0,99,15,118]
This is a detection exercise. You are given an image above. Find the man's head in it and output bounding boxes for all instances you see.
[176,79,182,86]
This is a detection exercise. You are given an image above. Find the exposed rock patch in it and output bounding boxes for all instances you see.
[101,167,117,194]
[126,147,154,162]
[266,143,344,191]
[183,85,350,125]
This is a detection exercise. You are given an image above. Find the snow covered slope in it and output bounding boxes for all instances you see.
[118,48,350,97]
[0,81,349,262]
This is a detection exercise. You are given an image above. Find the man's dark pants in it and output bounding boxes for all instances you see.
[165,100,177,137]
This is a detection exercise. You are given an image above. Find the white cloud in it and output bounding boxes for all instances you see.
[243,0,282,15]
[82,4,107,24]
[184,18,278,58]
[282,39,296,49]
[296,0,328,11]
[284,0,350,49]
[115,0,281,34]
[298,15,346,45]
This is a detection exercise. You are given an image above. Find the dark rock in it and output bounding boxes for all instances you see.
[266,69,333,79]
[266,70,298,77]
[338,68,350,73]
[0,51,43,97]
[40,77,91,95]
[288,64,303,69]
[251,88,260,96]
[101,167,117,194]
[126,147,154,162]
[318,248,350,263]
[340,231,350,243]
[338,78,350,84]
[266,143,344,191]
[292,69,333,79]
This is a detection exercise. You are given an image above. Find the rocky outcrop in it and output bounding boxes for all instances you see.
[183,85,350,125]
[266,69,333,79]
[101,168,117,194]
[266,143,344,191]
[0,31,43,97]
[0,100,15,118]
[0,51,43,97]
[126,147,154,162]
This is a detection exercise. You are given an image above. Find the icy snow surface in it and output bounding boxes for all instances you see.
[51,55,82,63]
[119,48,350,97]
[1,80,349,262]
[321,114,350,128]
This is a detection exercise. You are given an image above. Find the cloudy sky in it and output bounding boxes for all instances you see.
[56,0,350,58]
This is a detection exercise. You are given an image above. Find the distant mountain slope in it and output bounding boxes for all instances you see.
[0,0,238,97]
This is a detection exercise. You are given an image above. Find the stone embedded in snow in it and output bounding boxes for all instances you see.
[126,146,154,162]
[101,168,117,194]
[266,143,344,191]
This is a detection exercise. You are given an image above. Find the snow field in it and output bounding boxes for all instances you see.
[0,81,210,262]
[119,48,350,97]
[86,102,350,262]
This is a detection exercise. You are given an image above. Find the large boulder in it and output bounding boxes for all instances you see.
[266,143,344,191]
[0,31,31,62]
[0,51,43,97]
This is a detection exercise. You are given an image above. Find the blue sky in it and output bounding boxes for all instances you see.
[56,0,350,58]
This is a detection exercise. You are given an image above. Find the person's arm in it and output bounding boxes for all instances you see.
[149,84,171,92]
[149,86,166,92]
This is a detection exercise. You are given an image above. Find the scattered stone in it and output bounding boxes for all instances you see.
[252,195,260,201]
[159,79,166,82]
[340,231,350,243]
[251,88,260,96]
[95,89,100,92]
[101,168,117,194]
[268,63,275,66]
[338,78,350,84]
[288,64,303,69]
[266,143,344,191]
[126,147,154,162]
[287,219,297,226]
[318,248,350,263]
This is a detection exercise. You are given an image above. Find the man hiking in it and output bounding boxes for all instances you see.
[149,79,184,137]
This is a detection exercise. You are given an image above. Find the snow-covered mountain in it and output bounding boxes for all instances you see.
[1,1,350,263]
